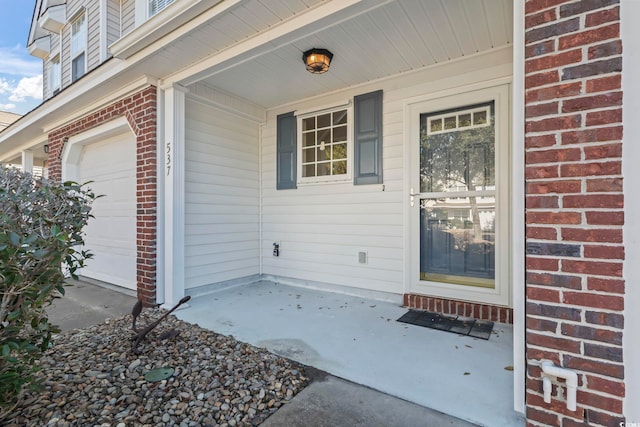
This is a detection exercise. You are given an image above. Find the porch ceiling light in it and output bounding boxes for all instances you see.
[302,48,333,74]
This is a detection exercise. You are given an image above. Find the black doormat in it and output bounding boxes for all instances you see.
[397,310,494,340]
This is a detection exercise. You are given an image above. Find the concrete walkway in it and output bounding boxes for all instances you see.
[262,370,477,427]
[47,279,137,331]
[45,280,485,426]
[176,281,524,426]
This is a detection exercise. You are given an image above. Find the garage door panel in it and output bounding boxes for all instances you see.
[77,133,137,290]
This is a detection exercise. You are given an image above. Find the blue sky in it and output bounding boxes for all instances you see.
[0,2,43,115]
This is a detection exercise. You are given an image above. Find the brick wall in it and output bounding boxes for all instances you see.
[524,1,624,425]
[48,86,158,306]
[403,294,513,324]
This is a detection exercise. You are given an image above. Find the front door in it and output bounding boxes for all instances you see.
[408,84,510,306]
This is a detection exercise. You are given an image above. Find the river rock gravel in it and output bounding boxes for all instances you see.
[5,308,309,426]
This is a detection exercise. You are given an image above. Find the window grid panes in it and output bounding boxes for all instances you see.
[71,14,86,57]
[149,0,175,17]
[427,105,490,136]
[301,109,348,179]
[71,13,86,82]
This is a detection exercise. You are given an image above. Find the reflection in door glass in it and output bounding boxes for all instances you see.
[420,198,495,287]
[420,103,495,194]
[419,102,496,288]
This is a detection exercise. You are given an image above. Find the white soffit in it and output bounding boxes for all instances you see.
[39,4,66,33]
[28,36,51,59]
[194,0,514,109]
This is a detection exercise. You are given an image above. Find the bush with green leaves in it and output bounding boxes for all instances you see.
[0,167,96,419]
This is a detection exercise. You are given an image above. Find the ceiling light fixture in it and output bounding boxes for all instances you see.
[302,48,333,74]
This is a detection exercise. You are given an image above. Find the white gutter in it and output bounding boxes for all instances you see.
[111,0,228,59]
[0,72,156,162]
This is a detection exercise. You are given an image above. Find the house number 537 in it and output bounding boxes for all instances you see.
[166,141,172,176]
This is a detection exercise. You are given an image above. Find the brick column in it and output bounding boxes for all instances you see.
[48,86,158,306]
[524,1,624,425]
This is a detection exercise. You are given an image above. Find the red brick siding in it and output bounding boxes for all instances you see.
[48,86,158,306]
[402,294,513,324]
[525,0,624,425]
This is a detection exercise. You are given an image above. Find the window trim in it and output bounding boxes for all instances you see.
[49,54,61,96]
[70,12,87,82]
[295,103,353,185]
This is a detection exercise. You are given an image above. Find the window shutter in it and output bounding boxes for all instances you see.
[354,90,383,185]
[277,111,297,190]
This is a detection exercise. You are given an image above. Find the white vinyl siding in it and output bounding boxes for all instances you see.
[261,48,512,296]
[106,0,121,48]
[87,0,100,69]
[184,99,260,290]
[61,26,71,87]
[121,0,136,36]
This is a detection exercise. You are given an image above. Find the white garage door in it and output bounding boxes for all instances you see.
[77,133,137,290]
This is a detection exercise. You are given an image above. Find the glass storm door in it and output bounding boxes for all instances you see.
[418,102,497,289]
[408,84,510,306]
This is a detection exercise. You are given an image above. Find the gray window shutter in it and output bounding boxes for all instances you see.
[277,111,297,189]
[354,90,383,185]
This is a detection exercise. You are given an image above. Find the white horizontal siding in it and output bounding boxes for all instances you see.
[184,98,260,290]
[261,48,512,296]
[87,0,100,69]
[60,28,71,88]
[121,0,135,36]
[42,60,50,99]
[66,0,85,18]
[107,0,120,48]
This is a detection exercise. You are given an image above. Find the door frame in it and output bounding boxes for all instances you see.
[405,81,511,307]
[403,76,525,414]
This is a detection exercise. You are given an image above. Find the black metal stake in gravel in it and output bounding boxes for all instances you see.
[131,295,191,354]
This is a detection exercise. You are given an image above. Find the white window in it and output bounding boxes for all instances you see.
[49,55,61,96]
[149,0,175,17]
[71,13,86,82]
[297,105,352,184]
[426,105,491,136]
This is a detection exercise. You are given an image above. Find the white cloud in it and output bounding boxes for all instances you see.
[0,103,16,111]
[0,45,42,77]
[8,75,43,102]
[0,78,12,95]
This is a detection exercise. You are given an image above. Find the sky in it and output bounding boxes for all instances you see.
[0,2,43,115]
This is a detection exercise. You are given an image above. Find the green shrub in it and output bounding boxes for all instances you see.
[0,168,96,419]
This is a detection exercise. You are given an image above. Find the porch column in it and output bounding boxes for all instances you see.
[21,150,34,174]
[162,84,187,307]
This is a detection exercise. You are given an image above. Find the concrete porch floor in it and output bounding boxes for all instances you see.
[175,281,524,426]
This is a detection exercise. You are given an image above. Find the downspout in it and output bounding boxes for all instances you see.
[258,122,264,277]
[155,86,165,305]
[512,0,526,415]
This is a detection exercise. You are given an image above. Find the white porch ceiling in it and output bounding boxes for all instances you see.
[0,0,512,155]
[174,0,514,109]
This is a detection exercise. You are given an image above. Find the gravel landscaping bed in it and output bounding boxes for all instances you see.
[5,308,309,427]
